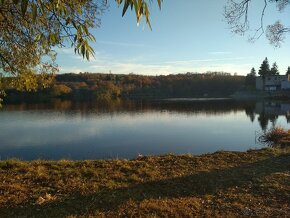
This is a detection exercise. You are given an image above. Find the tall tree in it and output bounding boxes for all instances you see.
[258,57,271,77]
[270,62,279,75]
[250,67,256,77]
[286,66,290,76]
[245,67,256,88]
[0,0,161,93]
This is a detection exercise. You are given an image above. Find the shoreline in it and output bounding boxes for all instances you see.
[1,147,289,217]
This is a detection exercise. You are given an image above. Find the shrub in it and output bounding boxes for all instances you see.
[259,127,290,148]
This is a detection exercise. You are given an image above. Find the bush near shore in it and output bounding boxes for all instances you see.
[0,145,289,217]
[259,127,290,148]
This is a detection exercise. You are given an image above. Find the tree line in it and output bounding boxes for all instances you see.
[3,72,246,102]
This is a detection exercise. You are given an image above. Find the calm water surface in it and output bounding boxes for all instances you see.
[0,99,289,160]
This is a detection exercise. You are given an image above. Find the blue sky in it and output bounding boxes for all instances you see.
[56,0,290,76]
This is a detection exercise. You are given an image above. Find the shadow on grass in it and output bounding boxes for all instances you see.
[1,153,289,217]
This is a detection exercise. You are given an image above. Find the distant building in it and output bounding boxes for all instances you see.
[256,75,290,91]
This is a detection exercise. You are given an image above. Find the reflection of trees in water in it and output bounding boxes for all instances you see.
[244,100,290,131]
[269,115,278,127]
[2,99,288,132]
[245,106,256,123]
[286,115,290,124]
[258,113,269,131]
[53,100,72,110]
[255,100,289,131]
[257,113,279,131]
[3,99,251,116]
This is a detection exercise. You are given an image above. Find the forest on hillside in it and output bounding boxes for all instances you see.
[3,72,245,102]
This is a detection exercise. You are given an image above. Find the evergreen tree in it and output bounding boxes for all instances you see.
[286,67,290,76]
[258,57,270,77]
[250,67,256,77]
[245,67,256,88]
[270,62,279,75]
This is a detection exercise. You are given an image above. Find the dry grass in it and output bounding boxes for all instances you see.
[0,148,289,217]
[259,127,290,148]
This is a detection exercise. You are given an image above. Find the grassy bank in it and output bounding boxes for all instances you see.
[0,148,289,217]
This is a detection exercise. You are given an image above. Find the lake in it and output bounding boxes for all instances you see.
[0,99,289,160]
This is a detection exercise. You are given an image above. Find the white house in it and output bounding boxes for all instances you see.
[256,75,290,91]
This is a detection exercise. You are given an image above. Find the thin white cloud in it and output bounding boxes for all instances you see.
[163,57,251,64]
[98,40,147,47]
[59,66,84,74]
[85,62,174,75]
[208,51,232,55]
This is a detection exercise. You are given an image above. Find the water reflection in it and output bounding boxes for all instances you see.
[0,99,289,160]
[3,99,252,114]
[250,101,290,131]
